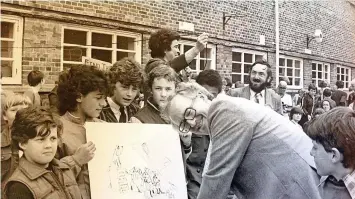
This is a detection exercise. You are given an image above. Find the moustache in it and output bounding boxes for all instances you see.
[252,79,261,83]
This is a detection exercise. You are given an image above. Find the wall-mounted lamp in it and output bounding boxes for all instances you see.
[306,29,323,48]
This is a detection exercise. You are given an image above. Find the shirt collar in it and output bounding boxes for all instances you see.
[343,170,355,199]
[107,97,122,114]
[250,89,265,98]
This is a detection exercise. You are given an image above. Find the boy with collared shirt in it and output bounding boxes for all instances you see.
[99,58,144,123]
[308,107,355,199]
[23,70,45,107]
[4,107,84,199]
[57,65,108,198]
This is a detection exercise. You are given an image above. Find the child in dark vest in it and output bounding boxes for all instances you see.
[4,107,85,199]
[308,107,355,199]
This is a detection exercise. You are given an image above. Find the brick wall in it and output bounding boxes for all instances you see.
[1,0,354,92]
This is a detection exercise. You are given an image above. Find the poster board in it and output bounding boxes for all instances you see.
[86,123,188,199]
[82,56,112,71]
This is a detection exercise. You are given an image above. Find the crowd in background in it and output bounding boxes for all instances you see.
[1,28,355,199]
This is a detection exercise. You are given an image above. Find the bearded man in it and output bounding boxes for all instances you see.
[228,60,283,114]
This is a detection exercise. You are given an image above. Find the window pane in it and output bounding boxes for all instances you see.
[318,64,322,71]
[244,64,252,73]
[337,75,340,80]
[337,67,340,73]
[63,47,86,62]
[232,52,242,62]
[341,75,344,81]
[200,60,211,70]
[92,49,112,63]
[279,67,285,76]
[232,63,241,73]
[200,48,211,59]
[183,45,193,53]
[1,41,13,58]
[255,55,264,62]
[1,22,14,38]
[346,69,349,75]
[295,60,300,68]
[117,51,135,61]
[279,58,285,66]
[318,72,322,79]
[346,76,348,81]
[287,68,292,76]
[243,75,250,84]
[1,60,13,77]
[287,59,293,67]
[341,68,344,74]
[244,53,252,63]
[312,71,316,78]
[325,73,328,79]
[288,77,293,85]
[232,74,241,82]
[117,36,135,50]
[345,83,349,88]
[188,59,196,70]
[92,33,112,48]
[64,29,87,45]
[295,69,300,77]
[295,78,301,86]
[324,65,328,71]
[312,63,316,70]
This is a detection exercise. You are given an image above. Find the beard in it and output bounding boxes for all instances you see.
[249,79,267,93]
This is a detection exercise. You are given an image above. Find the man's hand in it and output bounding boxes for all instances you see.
[179,131,192,149]
[195,33,209,51]
[72,141,96,166]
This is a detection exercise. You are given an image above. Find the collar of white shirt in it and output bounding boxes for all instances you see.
[107,97,122,114]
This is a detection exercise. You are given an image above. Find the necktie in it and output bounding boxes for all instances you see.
[255,93,261,104]
[119,106,127,123]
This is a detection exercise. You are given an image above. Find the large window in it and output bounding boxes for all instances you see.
[278,56,303,88]
[231,49,266,84]
[178,41,216,73]
[336,65,352,89]
[311,61,330,87]
[62,27,141,70]
[1,15,23,84]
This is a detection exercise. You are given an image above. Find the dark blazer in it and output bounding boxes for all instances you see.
[197,95,321,199]
[228,85,283,115]
[331,90,348,106]
[99,99,139,123]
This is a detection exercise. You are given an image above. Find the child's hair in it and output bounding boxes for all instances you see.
[107,57,144,96]
[289,107,303,120]
[147,64,178,90]
[57,65,109,115]
[11,106,62,150]
[27,70,44,87]
[312,108,325,118]
[2,92,32,115]
[307,107,355,169]
[308,83,317,91]
[195,69,223,93]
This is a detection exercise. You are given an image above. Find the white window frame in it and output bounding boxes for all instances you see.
[1,15,23,85]
[178,40,216,73]
[231,48,267,84]
[311,61,330,87]
[336,65,352,89]
[61,25,141,70]
[277,55,303,89]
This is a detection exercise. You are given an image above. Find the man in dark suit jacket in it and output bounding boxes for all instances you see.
[166,82,321,199]
[228,60,283,115]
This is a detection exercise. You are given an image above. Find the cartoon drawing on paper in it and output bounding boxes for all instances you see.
[107,143,177,199]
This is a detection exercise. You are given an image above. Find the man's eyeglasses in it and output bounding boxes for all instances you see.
[179,108,197,133]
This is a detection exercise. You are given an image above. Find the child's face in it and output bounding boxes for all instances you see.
[20,127,58,168]
[310,141,335,176]
[151,77,175,110]
[292,113,302,122]
[3,104,29,127]
[79,90,107,119]
[113,82,139,107]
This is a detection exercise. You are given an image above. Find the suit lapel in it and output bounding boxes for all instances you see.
[243,86,251,99]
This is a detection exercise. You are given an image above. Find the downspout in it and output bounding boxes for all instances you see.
[275,0,280,88]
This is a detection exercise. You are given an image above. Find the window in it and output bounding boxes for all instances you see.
[336,65,352,89]
[62,27,141,71]
[311,62,330,87]
[1,15,23,84]
[278,56,303,88]
[231,49,266,84]
[178,41,216,73]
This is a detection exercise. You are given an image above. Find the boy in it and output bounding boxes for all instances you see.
[24,70,45,107]
[57,65,108,198]
[100,58,144,123]
[308,107,355,199]
[1,92,32,191]
[4,107,85,199]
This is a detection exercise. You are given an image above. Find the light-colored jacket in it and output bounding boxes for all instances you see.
[198,95,321,199]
